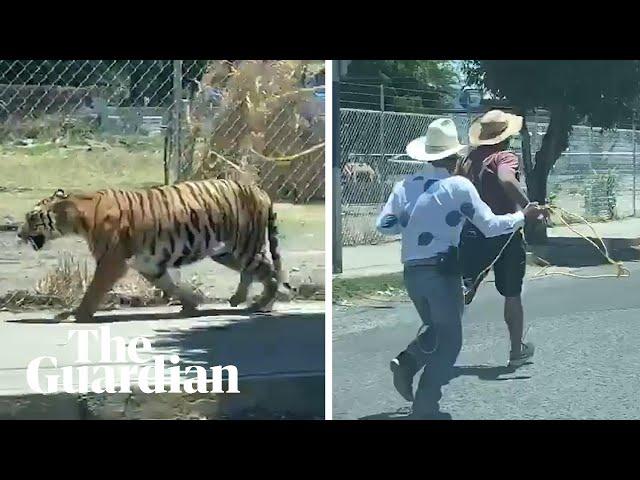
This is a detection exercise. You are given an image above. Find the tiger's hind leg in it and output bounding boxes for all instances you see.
[211,253,277,311]
[229,270,253,308]
[211,253,251,307]
[246,258,278,313]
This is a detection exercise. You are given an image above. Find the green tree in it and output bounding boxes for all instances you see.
[343,60,460,111]
[463,60,640,243]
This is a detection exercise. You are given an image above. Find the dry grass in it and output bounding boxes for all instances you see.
[0,141,164,220]
[0,254,189,312]
[0,253,319,313]
[185,60,324,183]
[34,254,92,307]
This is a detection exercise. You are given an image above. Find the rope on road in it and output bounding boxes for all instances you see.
[529,205,630,280]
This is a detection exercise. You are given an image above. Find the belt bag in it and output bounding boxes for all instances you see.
[436,246,461,276]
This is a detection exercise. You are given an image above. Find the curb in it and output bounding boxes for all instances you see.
[527,237,640,267]
[0,373,324,420]
[336,237,640,281]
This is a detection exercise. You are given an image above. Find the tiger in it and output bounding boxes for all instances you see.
[17,179,293,323]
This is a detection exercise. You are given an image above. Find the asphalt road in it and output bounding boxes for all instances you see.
[333,263,640,420]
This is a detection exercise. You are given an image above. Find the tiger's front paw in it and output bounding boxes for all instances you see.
[74,312,96,323]
[176,290,205,316]
[229,292,248,308]
[247,295,275,313]
[179,303,199,317]
[54,310,74,322]
[54,309,95,323]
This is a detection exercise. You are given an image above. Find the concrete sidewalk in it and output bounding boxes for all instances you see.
[0,302,325,419]
[337,217,640,278]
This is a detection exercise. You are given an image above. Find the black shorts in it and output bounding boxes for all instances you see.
[459,222,526,298]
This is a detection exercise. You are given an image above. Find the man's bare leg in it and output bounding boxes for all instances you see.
[505,295,523,353]
[505,295,534,367]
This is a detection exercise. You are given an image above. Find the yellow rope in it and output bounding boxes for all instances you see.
[530,205,630,280]
[463,204,631,303]
[249,142,325,162]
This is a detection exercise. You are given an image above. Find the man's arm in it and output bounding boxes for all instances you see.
[376,182,403,236]
[496,153,529,209]
[455,177,525,237]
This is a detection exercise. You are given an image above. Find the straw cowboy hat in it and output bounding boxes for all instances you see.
[468,109,523,146]
[406,118,467,162]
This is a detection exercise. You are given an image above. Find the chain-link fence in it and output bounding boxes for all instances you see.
[0,60,180,227]
[338,108,473,246]
[0,60,326,305]
[174,60,325,204]
[528,111,639,222]
[337,101,640,249]
[0,60,325,223]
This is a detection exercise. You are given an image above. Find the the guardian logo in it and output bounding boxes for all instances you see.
[26,326,239,394]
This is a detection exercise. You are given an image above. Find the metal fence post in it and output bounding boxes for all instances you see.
[379,84,385,166]
[634,112,637,216]
[332,65,343,274]
[172,60,183,184]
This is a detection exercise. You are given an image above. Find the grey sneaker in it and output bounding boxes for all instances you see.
[389,357,416,402]
[508,342,535,368]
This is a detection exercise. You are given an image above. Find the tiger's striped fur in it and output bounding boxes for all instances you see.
[17,179,292,322]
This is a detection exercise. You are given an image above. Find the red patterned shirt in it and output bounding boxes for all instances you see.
[461,146,522,215]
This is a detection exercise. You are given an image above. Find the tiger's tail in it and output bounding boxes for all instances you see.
[267,202,293,292]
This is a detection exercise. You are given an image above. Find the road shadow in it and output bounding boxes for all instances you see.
[529,237,640,267]
[6,306,264,324]
[148,311,325,373]
[454,363,532,381]
[359,362,531,420]
[359,407,452,421]
[151,310,325,418]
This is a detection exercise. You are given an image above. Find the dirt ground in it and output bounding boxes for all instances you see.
[0,234,323,306]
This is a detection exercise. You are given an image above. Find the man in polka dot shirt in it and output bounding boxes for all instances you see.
[376,118,544,419]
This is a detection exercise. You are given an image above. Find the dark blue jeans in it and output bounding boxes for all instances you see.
[403,264,464,415]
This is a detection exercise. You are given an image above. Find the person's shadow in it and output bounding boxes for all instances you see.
[454,363,532,381]
[360,408,452,420]
[6,306,263,324]
[358,362,532,420]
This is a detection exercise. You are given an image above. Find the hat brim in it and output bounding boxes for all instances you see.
[406,137,468,162]
[468,113,523,146]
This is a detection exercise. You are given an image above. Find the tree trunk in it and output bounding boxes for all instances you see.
[524,106,574,244]
[518,110,533,179]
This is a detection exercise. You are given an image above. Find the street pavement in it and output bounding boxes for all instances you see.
[0,302,324,397]
[333,262,640,420]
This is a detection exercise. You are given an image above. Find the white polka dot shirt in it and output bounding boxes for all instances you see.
[376,169,525,264]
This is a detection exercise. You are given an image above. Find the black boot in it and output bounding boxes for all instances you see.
[389,351,418,402]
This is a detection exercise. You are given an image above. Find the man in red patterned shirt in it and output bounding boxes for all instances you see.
[458,110,536,368]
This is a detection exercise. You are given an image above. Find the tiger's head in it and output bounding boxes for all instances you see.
[18,189,73,250]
